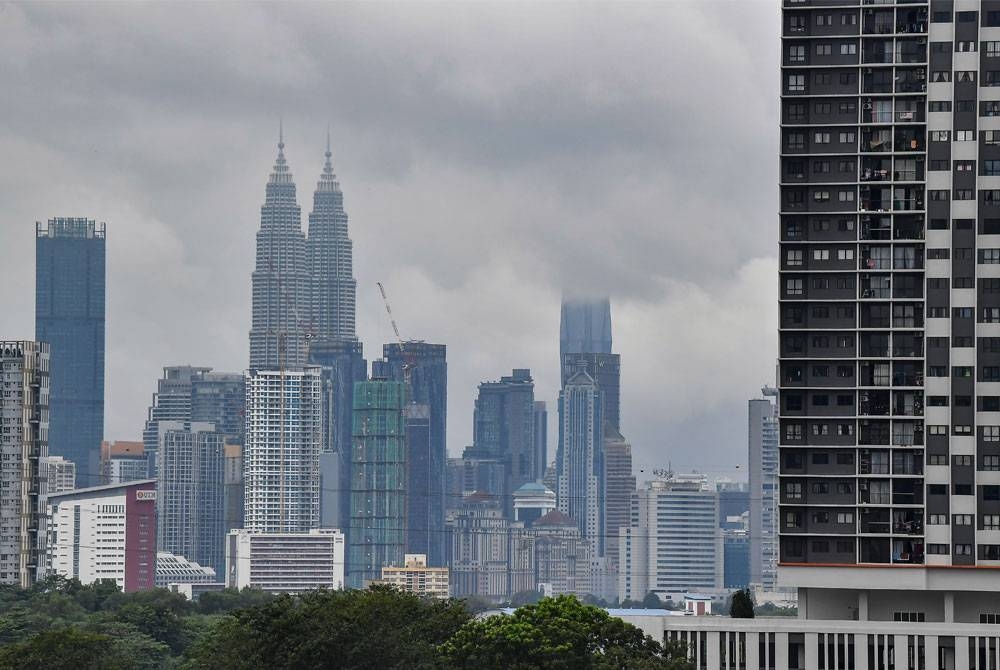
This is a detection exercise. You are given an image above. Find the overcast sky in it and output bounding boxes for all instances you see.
[0,1,780,481]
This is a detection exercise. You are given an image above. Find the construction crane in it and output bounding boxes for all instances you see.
[377,281,416,391]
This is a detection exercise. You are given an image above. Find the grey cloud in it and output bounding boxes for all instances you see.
[0,1,779,477]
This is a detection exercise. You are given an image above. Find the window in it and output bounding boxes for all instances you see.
[927,249,949,260]
[957,41,977,52]
[788,45,805,62]
[786,249,803,266]
[982,249,1000,264]
[836,482,853,495]
[988,10,1000,26]
[814,191,830,202]
[986,308,1000,323]
[812,394,829,406]
[933,71,951,83]
[929,160,948,171]
[929,484,948,495]
[928,308,947,318]
[785,424,802,440]
[932,12,952,23]
[837,162,853,175]
[954,278,974,289]
[984,456,1000,472]
[983,397,1000,412]
[956,160,975,172]
[837,366,853,379]
[986,426,1000,443]
[954,514,974,526]
[988,72,1000,88]
[928,455,947,466]
[985,367,1000,382]
[814,249,830,260]
[988,42,1000,58]
[986,131,1000,145]
[785,482,803,499]
[955,189,974,200]
[929,190,949,201]
[816,43,832,56]
[814,103,831,116]
[985,515,1000,530]
[786,279,803,295]
[840,43,856,55]
[956,130,976,142]
[985,102,1000,117]
[815,73,831,85]
[836,450,853,462]
[813,219,830,231]
[837,249,853,260]
[930,130,950,142]
[985,338,1000,352]
[787,132,805,149]
[957,71,976,83]
[836,512,853,524]
[929,396,949,406]
[811,540,830,553]
[955,425,974,435]
[811,424,829,436]
[839,72,854,86]
[893,612,926,623]
[954,366,974,378]
[784,452,803,468]
[838,191,855,202]
[839,101,856,114]
[811,482,829,494]
[987,161,1000,177]
[929,514,947,525]
[928,366,946,377]
[955,544,973,556]
[788,75,805,92]
[957,10,978,22]
[928,544,949,555]
[787,103,806,122]
[929,101,951,112]
[812,365,829,378]
[987,486,1000,501]
[813,160,830,173]
[955,307,974,319]
[838,131,855,144]
[955,484,973,495]
[814,132,831,144]
[929,219,948,230]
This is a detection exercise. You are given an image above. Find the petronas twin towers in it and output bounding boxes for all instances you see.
[249,131,357,369]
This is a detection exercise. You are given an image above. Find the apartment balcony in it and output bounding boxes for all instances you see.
[893,511,923,535]
[892,540,924,565]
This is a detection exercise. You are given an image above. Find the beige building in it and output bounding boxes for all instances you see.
[376,554,449,598]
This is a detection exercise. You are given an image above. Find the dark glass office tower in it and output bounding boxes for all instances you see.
[36,218,105,487]
[559,297,612,357]
[249,132,309,369]
[381,342,447,566]
[473,369,538,515]
[308,339,366,530]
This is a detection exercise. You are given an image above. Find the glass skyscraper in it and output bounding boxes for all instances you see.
[35,218,105,487]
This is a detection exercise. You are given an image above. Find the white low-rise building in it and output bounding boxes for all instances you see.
[155,551,216,588]
[48,480,157,592]
[226,528,344,593]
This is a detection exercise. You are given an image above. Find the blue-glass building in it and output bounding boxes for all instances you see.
[36,219,105,487]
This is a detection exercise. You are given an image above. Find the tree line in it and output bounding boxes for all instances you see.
[0,577,693,669]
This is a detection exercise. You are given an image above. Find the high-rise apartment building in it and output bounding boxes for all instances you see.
[618,475,722,601]
[243,368,322,533]
[156,421,226,575]
[381,342,447,565]
[556,369,604,555]
[35,219,105,487]
[533,400,548,475]
[749,393,779,591]
[473,369,539,514]
[348,379,407,588]
[48,479,157,592]
[101,440,146,485]
[249,133,309,370]
[779,0,1000,644]
[602,428,635,568]
[376,553,450,598]
[405,403,434,557]
[44,456,76,495]
[0,342,49,587]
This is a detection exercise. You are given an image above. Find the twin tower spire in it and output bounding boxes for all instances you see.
[250,127,358,370]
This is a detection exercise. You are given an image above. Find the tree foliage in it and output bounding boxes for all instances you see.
[184,585,472,670]
[439,594,692,670]
[729,588,755,618]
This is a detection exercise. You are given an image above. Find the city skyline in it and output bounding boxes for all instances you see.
[0,2,779,476]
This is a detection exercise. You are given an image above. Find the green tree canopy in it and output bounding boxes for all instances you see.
[439,594,692,670]
[184,585,471,669]
[729,588,755,618]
